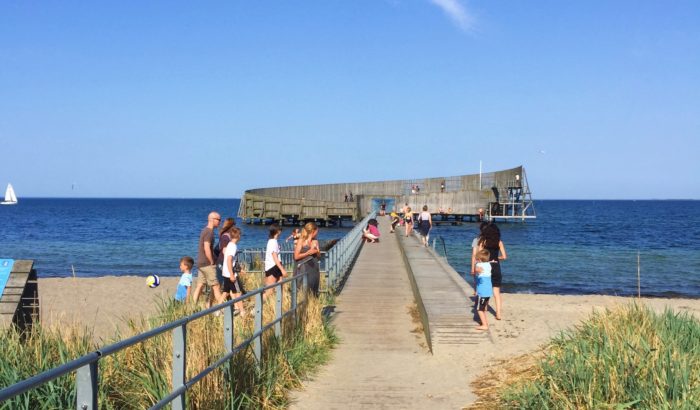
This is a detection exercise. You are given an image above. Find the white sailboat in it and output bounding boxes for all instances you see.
[1,184,18,205]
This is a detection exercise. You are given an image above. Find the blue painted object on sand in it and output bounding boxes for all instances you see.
[0,259,15,298]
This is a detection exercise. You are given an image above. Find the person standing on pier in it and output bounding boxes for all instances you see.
[191,212,224,307]
[403,206,413,237]
[418,205,432,246]
[294,222,321,296]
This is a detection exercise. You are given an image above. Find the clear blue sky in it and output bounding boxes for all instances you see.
[1,1,698,199]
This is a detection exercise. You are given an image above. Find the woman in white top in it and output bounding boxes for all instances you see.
[418,205,432,246]
[264,225,288,295]
[219,227,246,316]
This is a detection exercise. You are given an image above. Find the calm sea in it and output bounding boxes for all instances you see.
[1,199,699,298]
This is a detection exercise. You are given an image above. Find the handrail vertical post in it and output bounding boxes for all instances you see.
[275,283,283,338]
[291,276,298,323]
[76,361,98,410]
[172,324,187,410]
[224,305,234,353]
[223,303,234,404]
[302,271,308,295]
[253,292,263,365]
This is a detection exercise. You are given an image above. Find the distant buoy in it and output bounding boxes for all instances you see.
[146,274,160,288]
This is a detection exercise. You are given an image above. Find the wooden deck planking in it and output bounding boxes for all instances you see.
[290,218,479,409]
[0,260,38,329]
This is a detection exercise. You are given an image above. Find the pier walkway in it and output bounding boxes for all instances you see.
[291,218,480,409]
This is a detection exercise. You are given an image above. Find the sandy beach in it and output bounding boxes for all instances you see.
[39,276,181,342]
[39,275,700,354]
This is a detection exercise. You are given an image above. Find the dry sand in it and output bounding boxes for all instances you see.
[37,277,700,407]
[39,276,180,342]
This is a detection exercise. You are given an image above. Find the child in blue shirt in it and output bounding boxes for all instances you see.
[473,249,493,330]
[174,256,194,303]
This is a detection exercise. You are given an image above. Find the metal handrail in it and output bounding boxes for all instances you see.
[0,211,377,409]
[431,235,448,259]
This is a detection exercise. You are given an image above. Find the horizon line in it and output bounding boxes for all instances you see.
[14,196,700,201]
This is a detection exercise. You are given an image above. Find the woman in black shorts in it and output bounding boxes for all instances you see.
[264,225,288,295]
[478,223,507,320]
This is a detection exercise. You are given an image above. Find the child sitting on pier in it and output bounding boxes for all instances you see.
[473,249,493,330]
[363,221,381,243]
[174,256,194,303]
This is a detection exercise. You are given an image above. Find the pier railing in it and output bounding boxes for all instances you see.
[0,212,376,409]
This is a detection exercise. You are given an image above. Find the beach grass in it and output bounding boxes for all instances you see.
[0,283,336,409]
[493,303,700,409]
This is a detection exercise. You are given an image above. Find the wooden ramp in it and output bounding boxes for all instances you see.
[290,218,479,409]
[0,260,39,330]
[398,234,490,352]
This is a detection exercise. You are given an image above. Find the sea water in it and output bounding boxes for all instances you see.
[1,199,698,298]
[431,200,700,298]
[0,198,349,279]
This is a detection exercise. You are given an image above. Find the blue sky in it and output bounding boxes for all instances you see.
[1,1,698,199]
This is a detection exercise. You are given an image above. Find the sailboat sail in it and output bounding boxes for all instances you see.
[2,184,17,205]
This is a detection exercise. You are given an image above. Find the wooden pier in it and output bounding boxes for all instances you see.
[239,166,536,224]
[290,217,482,408]
[0,260,39,331]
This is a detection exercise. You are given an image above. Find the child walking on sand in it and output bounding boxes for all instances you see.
[473,249,493,330]
[174,256,194,302]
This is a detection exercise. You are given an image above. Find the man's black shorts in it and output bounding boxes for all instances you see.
[476,296,490,312]
[265,265,283,279]
[223,277,244,294]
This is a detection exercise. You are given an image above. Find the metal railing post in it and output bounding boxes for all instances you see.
[76,362,98,410]
[291,277,298,323]
[302,271,308,294]
[275,283,283,338]
[224,305,234,353]
[172,324,187,410]
[253,292,263,365]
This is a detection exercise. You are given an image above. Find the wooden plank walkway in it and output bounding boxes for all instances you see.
[0,260,39,330]
[290,218,477,409]
[398,234,490,352]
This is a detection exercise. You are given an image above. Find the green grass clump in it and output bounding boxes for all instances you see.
[0,286,336,409]
[503,303,700,409]
[0,324,102,409]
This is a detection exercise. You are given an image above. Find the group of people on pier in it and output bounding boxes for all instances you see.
[174,211,323,316]
[178,208,506,330]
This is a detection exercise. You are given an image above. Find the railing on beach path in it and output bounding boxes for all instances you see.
[431,235,449,259]
[0,212,376,410]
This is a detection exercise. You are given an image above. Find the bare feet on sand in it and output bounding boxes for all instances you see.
[475,325,489,331]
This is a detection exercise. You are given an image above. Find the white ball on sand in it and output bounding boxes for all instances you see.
[146,274,160,288]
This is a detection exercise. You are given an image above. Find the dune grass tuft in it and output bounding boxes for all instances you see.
[501,303,700,409]
[0,283,336,409]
